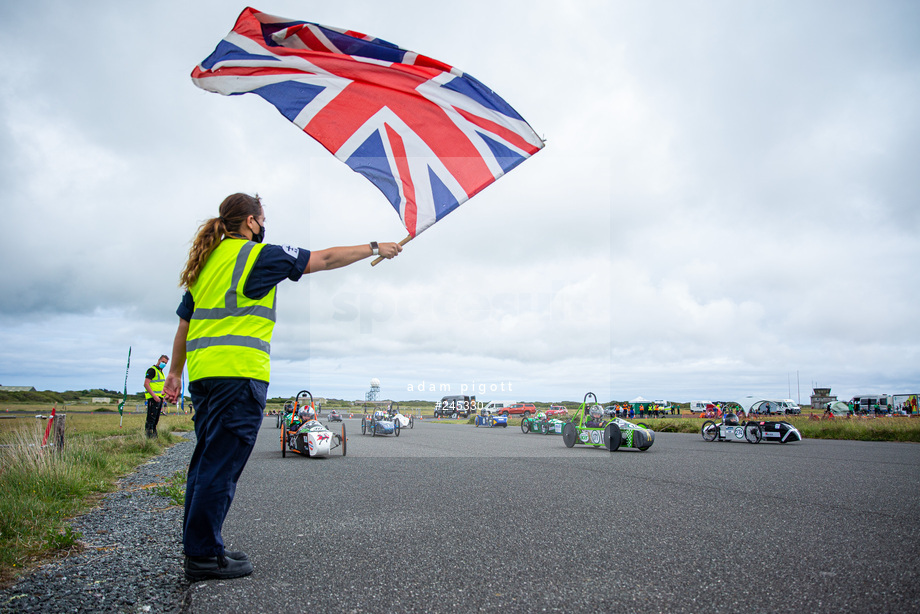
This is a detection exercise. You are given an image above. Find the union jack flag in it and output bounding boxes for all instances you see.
[192,7,544,238]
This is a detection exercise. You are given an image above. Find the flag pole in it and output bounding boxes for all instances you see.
[117,346,131,428]
[371,235,412,266]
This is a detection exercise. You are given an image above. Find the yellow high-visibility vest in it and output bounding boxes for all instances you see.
[186,239,276,382]
[144,365,165,399]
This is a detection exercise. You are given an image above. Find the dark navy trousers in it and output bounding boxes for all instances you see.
[184,378,266,557]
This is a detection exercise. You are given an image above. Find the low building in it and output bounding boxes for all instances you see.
[0,385,37,392]
[810,387,837,410]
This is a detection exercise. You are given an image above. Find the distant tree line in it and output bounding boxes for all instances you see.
[0,389,126,404]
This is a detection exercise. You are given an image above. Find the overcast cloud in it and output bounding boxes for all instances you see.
[1,0,917,404]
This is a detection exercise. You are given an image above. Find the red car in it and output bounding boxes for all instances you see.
[546,405,568,417]
[500,403,536,417]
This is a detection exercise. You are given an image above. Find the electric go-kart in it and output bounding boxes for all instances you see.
[474,410,508,427]
[281,390,346,458]
[521,412,565,435]
[701,413,802,444]
[562,393,655,452]
[389,403,414,429]
[326,409,343,422]
[361,408,400,436]
[276,399,296,428]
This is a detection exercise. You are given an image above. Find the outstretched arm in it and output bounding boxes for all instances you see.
[305,242,401,273]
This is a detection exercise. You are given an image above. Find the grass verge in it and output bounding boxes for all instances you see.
[0,413,193,587]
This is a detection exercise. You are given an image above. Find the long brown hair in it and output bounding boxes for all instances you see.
[179,193,263,289]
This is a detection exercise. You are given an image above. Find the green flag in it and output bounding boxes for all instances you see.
[117,346,131,416]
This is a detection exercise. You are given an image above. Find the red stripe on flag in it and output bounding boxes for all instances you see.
[454,107,542,155]
[291,24,337,53]
[385,123,417,236]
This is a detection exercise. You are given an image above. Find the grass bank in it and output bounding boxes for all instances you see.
[0,413,193,586]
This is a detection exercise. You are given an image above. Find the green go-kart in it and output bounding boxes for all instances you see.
[520,412,566,435]
[562,392,655,452]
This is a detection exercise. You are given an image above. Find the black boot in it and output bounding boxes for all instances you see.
[184,554,253,581]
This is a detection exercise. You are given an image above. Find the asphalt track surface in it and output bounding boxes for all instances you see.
[185,418,920,613]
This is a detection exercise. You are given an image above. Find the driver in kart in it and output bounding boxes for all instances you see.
[294,405,316,430]
[586,404,606,428]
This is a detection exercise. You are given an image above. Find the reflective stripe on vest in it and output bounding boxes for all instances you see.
[144,365,166,399]
[186,239,276,382]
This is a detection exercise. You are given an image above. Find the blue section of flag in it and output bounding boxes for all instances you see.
[251,81,325,122]
[428,168,459,220]
[201,40,277,70]
[477,131,526,174]
[442,75,524,120]
[346,131,401,211]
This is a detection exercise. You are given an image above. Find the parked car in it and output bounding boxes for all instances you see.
[481,401,515,415]
[546,405,568,416]
[434,395,474,418]
[497,403,536,417]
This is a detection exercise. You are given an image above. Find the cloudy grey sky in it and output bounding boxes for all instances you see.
[1,0,917,404]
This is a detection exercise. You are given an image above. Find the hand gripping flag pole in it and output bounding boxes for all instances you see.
[192,7,544,259]
[371,235,412,267]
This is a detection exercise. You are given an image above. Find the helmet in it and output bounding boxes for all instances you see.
[590,405,603,419]
[374,410,385,420]
[536,412,546,420]
[298,406,315,422]
[723,412,739,426]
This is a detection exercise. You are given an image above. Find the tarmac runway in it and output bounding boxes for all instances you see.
[185,417,920,613]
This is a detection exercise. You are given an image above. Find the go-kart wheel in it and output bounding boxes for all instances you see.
[744,424,762,444]
[281,424,287,457]
[361,418,366,436]
[409,416,414,429]
[701,420,718,442]
[341,424,347,456]
[540,422,548,435]
[372,422,377,436]
[636,429,653,451]
[604,423,622,452]
[521,419,530,434]
[395,422,401,437]
[562,422,577,448]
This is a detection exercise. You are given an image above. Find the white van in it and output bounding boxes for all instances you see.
[690,400,713,414]
[481,401,515,415]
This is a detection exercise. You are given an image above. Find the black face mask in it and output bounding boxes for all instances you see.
[252,220,265,244]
